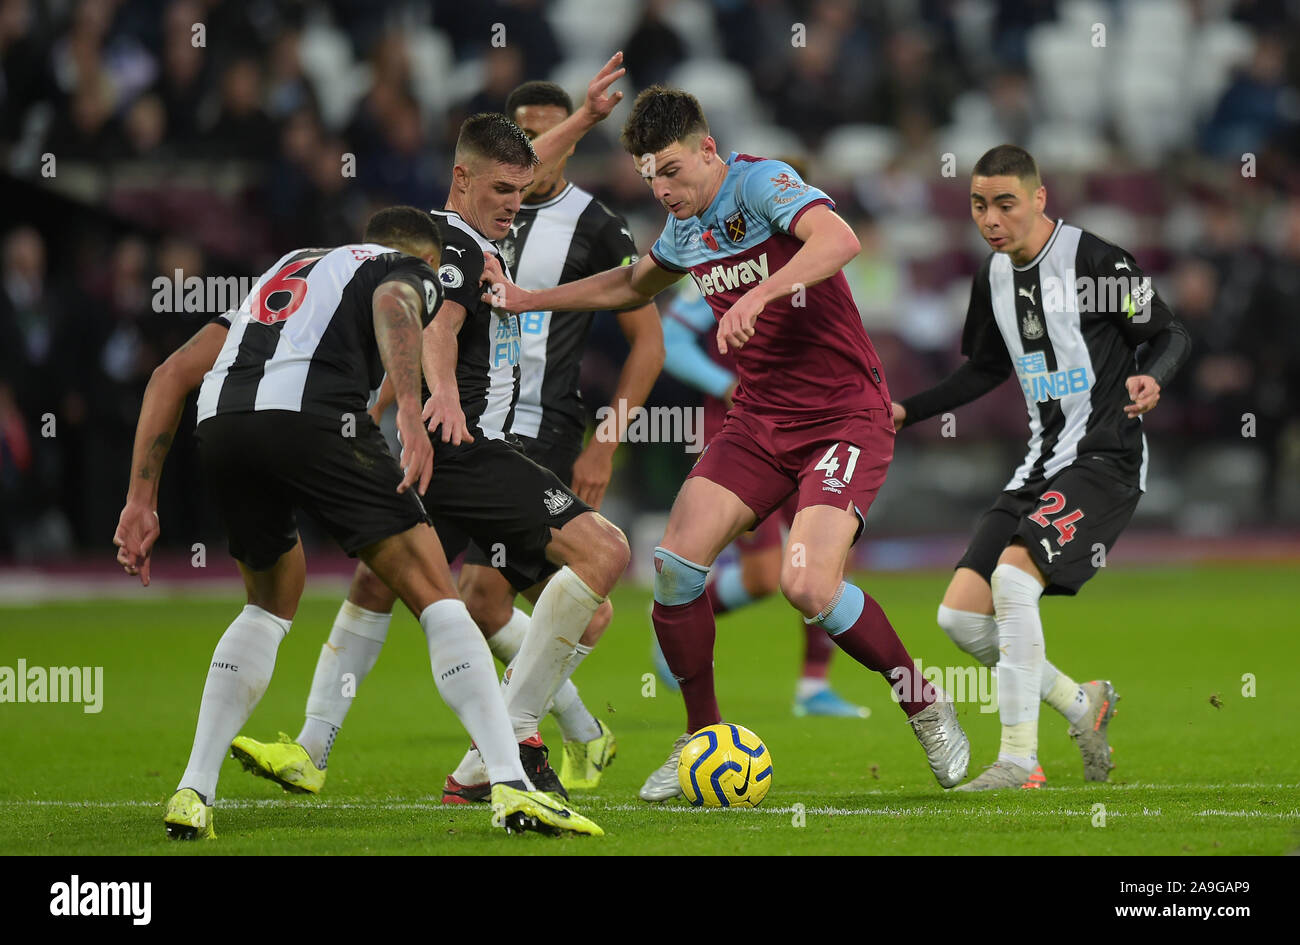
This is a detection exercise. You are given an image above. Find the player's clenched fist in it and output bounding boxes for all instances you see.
[716,289,766,353]
[1123,374,1160,418]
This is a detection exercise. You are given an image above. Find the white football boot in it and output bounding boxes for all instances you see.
[638,732,692,801]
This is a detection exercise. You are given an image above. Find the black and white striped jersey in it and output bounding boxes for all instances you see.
[495,183,639,446]
[427,210,522,441]
[196,244,439,424]
[960,221,1176,491]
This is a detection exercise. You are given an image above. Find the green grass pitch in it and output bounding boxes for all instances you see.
[1,565,1297,855]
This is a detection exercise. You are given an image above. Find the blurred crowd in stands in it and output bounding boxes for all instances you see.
[2,0,1298,558]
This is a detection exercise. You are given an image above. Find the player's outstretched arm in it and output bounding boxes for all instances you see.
[715,205,860,352]
[524,52,626,200]
[483,252,680,314]
[575,301,665,508]
[420,299,473,446]
[114,320,228,585]
[373,281,434,495]
[893,359,1011,431]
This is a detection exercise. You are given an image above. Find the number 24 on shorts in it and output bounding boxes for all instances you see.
[1028,491,1085,544]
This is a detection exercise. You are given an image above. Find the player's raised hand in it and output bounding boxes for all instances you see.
[113,502,160,586]
[891,402,906,431]
[582,51,626,124]
[1124,374,1161,418]
[716,290,766,353]
[422,389,474,446]
[395,402,434,495]
[480,253,530,314]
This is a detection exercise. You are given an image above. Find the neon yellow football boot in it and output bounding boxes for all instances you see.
[490,783,604,837]
[560,719,617,791]
[164,788,215,840]
[230,732,326,794]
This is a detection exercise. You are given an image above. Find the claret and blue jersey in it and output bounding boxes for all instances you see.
[647,153,890,421]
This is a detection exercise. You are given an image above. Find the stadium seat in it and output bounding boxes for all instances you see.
[1068,204,1139,251]
[1027,122,1109,173]
[298,21,360,131]
[407,27,456,119]
[665,59,765,142]
[819,124,900,183]
[546,0,639,61]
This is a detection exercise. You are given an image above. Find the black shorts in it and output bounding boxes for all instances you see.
[198,410,429,571]
[955,458,1142,596]
[460,434,583,581]
[430,436,590,592]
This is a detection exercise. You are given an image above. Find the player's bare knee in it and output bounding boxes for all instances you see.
[462,581,511,635]
[779,567,836,619]
[563,513,629,592]
[580,599,614,646]
[350,562,397,613]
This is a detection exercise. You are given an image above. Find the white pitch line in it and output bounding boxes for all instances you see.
[3,799,1297,819]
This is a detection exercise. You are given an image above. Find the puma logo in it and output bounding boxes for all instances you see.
[1018,286,1038,305]
[508,220,527,238]
[444,246,466,257]
[1040,538,1061,563]
[1114,260,1131,271]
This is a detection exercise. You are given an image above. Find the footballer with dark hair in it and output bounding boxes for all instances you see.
[892,144,1191,790]
[451,78,665,793]
[229,57,635,818]
[484,84,972,801]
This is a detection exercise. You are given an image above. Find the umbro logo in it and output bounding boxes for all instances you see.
[822,478,845,493]
[1040,538,1061,562]
[1018,286,1038,305]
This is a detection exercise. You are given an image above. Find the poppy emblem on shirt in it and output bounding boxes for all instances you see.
[702,228,719,252]
[724,210,746,243]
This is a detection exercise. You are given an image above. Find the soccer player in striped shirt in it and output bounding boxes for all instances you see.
[892,145,1190,789]
[483,86,971,800]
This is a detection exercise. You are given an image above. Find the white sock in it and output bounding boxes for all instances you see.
[550,644,601,742]
[178,605,290,801]
[937,605,1000,666]
[1046,673,1090,724]
[938,603,1074,717]
[504,566,602,742]
[488,605,598,742]
[991,563,1045,770]
[420,599,526,785]
[795,677,829,701]
[298,600,391,768]
[486,607,530,664]
[451,745,489,786]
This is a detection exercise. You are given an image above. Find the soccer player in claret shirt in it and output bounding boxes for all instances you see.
[892,145,1191,790]
[483,85,971,800]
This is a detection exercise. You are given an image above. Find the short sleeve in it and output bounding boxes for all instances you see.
[435,239,486,313]
[380,256,442,326]
[738,159,835,235]
[649,217,688,272]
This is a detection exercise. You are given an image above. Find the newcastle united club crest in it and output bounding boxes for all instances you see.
[1021,309,1045,340]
